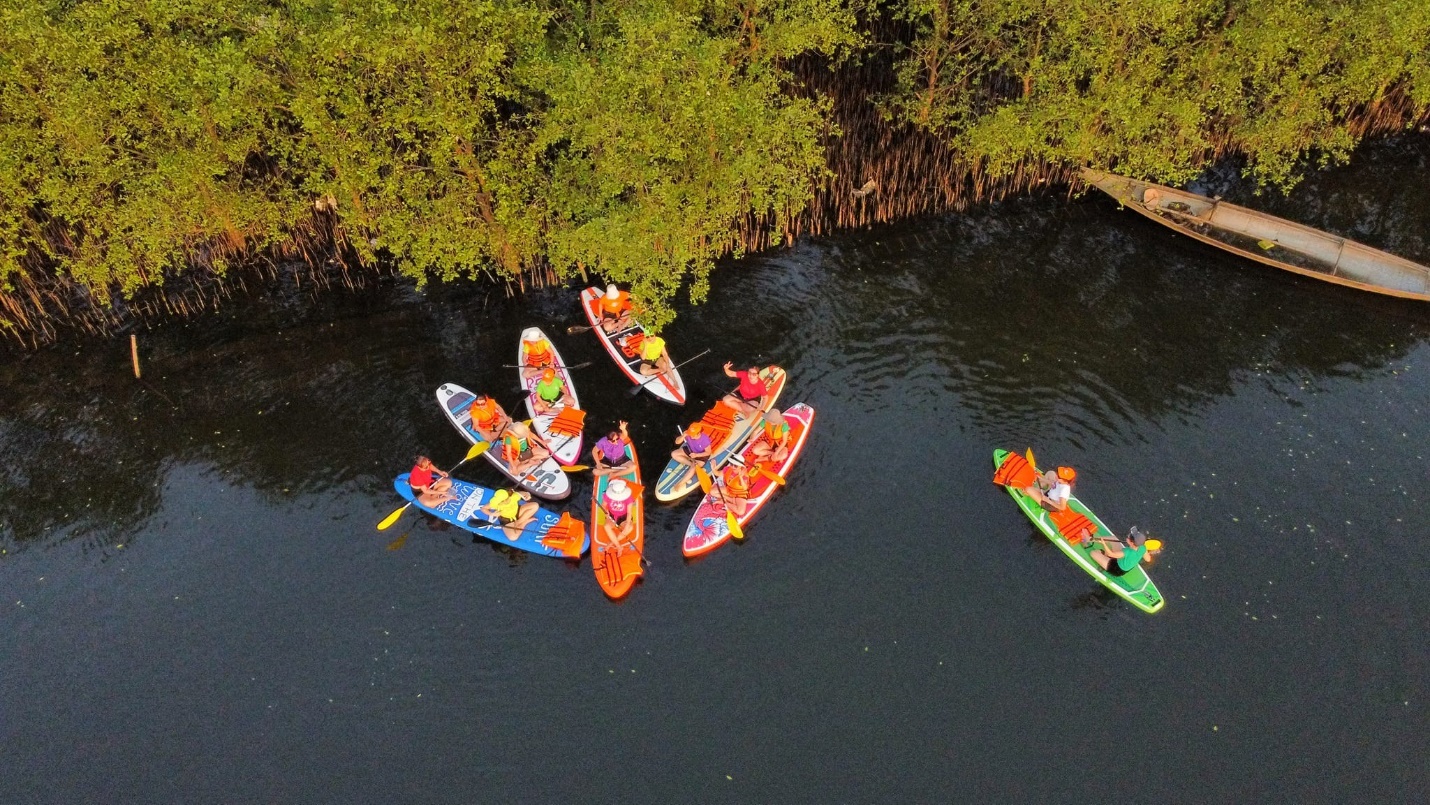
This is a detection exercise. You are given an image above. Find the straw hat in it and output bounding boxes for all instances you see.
[606,478,631,501]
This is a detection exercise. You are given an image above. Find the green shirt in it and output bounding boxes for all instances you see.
[1117,544,1147,572]
[536,376,563,402]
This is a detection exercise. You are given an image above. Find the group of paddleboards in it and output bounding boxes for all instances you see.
[379,285,816,600]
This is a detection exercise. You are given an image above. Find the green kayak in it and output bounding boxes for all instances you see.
[993,449,1164,613]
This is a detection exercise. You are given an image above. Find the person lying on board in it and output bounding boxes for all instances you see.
[409,456,457,507]
[598,284,634,333]
[722,362,773,419]
[520,328,557,381]
[592,421,634,477]
[748,413,791,466]
[480,488,538,541]
[1082,526,1163,577]
[719,462,752,518]
[532,367,570,415]
[501,419,551,477]
[598,478,637,547]
[1025,465,1076,512]
[636,334,673,378]
[671,422,713,469]
[467,393,510,441]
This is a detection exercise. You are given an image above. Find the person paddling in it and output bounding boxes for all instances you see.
[671,422,713,470]
[718,461,752,518]
[722,362,772,419]
[592,421,634,477]
[1025,465,1076,512]
[501,419,551,476]
[531,367,570,415]
[467,393,509,441]
[480,487,538,541]
[408,455,457,507]
[1085,526,1163,577]
[598,284,633,333]
[598,478,637,547]
[521,328,557,381]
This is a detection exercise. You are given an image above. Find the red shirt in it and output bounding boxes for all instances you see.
[737,370,768,400]
[409,464,435,489]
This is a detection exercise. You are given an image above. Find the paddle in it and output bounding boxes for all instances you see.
[503,360,592,371]
[626,348,711,396]
[728,452,787,485]
[376,442,491,531]
[593,497,650,568]
[710,471,745,541]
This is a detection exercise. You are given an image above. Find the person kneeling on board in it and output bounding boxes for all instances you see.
[1025,465,1076,512]
[722,362,772,419]
[637,334,673,378]
[532,367,570,415]
[409,456,457,507]
[598,284,634,333]
[1083,526,1162,577]
[598,478,637,547]
[501,419,551,476]
[671,422,713,470]
[481,488,538,542]
[592,421,634,477]
[719,461,752,518]
[467,393,510,442]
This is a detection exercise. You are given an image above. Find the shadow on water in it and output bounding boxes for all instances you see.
[2,137,1429,556]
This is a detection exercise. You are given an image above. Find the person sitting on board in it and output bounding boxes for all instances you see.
[598,478,637,547]
[531,367,570,415]
[592,421,634,477]
[480,487,538,542]
[598,284,634,333]
[718,460,752,518]
[1084,526,1163,577]
[408,456,457,507]
[636,334,673,378]
[670,422,713,470]
[722,362,772,419]
[467,393,509,441]
[521,328,556,381]
[501,419,551,476]
[748,411,791,466]
[1025,465,1076,512]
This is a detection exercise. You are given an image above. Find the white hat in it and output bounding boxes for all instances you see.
[521,327,543,342]
[606,478,631,502]
[605,284,619,299]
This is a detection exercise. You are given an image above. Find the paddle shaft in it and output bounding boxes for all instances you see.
[627,348,711,394]
[503,360,591,370]
[376,445,489,530]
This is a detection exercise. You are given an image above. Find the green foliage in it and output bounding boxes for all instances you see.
[887,0,1430,188]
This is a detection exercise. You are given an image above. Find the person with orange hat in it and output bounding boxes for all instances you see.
[521,328,556,381]
[1025,465,1076,512]
[1086,526,1163,576]
[670,421,713,469]
[466,393,510,441]
[532,366,570,415]
[598,284,633,333]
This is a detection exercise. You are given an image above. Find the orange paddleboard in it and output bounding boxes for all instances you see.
[591,439,644,599]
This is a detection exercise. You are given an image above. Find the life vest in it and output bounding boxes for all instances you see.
[469,398,499,428]
[524,341,553,367]
[488,489,521,520]
[502,432,530,460]
[640,336,665,363]
[600,290,630,316]
[1049,509,1097,543]
[762,419,789,443]
[723,466,750,497]
[992,451,1037,489]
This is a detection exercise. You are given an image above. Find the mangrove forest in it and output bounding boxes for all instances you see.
[2,0,1427,345]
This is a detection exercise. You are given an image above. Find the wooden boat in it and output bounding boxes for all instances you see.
[1081,169,1430,302]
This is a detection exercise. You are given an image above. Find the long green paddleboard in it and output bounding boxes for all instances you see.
[993,449,1164,613]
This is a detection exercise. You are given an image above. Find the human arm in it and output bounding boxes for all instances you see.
[723,361,737,378]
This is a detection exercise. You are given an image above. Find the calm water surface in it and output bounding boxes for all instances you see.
[3,139,1428,802]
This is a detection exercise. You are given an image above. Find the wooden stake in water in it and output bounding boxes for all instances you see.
[130,333,141,379]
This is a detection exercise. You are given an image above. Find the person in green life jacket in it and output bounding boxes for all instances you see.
[500,419,551,477]
[532,366,570,415]
[636,334,673,378]
[479,487,538,542]
[1085,526,1163,577]
[592,420,634,478]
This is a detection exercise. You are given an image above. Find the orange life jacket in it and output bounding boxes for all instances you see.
[525,341,553,367]
[600,291,630,316]
[1049,509,1097,543]
[993,452,1037,489]
[723,466,750,498]
[470,398,499,428]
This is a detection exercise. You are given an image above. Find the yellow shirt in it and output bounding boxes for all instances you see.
[640,336,665,362]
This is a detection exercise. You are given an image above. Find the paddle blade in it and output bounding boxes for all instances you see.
[1025,447,1036,471]
[626,382,647,397]
[376,502,410,531]
[695,464,713,494]
[727,510,745,541]
[559,464,590,473]
[755,466,786,486]
[465,441,491,461]
[566,324,593,335]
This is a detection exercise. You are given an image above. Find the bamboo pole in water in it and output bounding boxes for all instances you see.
[130,333,141,379]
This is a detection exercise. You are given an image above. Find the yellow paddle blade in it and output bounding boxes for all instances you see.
[559,464,590,473]
[727,510,745,541]
[1025,447,1036,471]
[464,441,491,461]
[376,502,411,531]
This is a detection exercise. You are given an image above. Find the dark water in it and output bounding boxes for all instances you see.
[3,139,1428,803]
